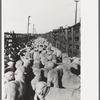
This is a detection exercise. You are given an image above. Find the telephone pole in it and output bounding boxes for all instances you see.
[33,24,35,34]
[74,0,79,25]
[27,16,31,33]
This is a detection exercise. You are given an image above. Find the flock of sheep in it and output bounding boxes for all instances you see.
[4,37,80,100]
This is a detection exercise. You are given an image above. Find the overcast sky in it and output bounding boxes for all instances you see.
[3,0,80,33]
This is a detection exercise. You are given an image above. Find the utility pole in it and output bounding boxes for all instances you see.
[74,0,79,25]
[72,0,79,56]
[33,24,35,34]
[27,16,31,41]
[27,16,31,33]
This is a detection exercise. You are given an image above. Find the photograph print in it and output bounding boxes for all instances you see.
[3,0,81,100]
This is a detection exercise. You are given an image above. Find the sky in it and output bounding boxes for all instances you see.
[3,0,80,33]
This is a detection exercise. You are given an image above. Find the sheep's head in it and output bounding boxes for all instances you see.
[46,61,54,69]
[36,81,47,100]
[7,61,14,68]
[15,67,26,81]
[4,71,15,83]
[33,68,41,76]
[15,60,23,68]
[62,53,68,59]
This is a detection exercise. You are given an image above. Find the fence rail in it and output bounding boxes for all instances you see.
[4,22,80,57]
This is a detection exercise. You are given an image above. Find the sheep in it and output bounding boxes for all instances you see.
[71,57,80,66]
[4,71,15,84]
[41,67,51,78]
[62,53,69,59]
[70,63,80,76]
[35,81,80,100]
[40,56,48,66]
[47,68,63,88]
[4,68,27,100]
[34,51,40,61]
[22,58,31,68]
[51,54,57,64]
[5,61,15,73]
[32,62,41,71]
[62,71,80,90]
[15,60,23,69]
[62,57,71,64]
[56,63,71,74]
[4,37,81,100]
[51,46,62,58]
[31,68,43,91]
[44,61,55,69]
